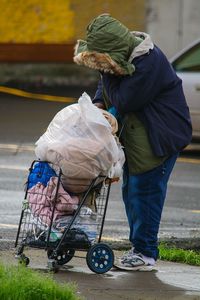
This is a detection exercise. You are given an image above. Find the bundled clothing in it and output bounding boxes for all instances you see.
[28,176,79,226]
[28,162,56,189]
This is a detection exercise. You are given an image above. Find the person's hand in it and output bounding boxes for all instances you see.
[94,102,105,109]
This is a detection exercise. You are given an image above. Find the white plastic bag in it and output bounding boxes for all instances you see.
[35,103,81,159]
[35,93,123,192]
[108,137,125,179]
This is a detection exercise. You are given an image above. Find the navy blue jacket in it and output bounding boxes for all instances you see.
[93,46,192,156]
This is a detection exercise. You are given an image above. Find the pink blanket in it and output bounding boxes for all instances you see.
[27,177,79,225]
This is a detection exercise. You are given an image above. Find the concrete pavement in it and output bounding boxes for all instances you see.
[0,248,200,300]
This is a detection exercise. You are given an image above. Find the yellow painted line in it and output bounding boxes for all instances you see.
[0,143,35,151]
[177,157,200,164]
[0,86,76,103]
[185,143,200,151]
[101,236,125,242]
[0,164,27,171]
[189,210,200,214]
[0,223,18,229]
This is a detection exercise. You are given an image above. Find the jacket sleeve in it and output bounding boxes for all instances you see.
[92,80,105,105]
[102,56,158,114]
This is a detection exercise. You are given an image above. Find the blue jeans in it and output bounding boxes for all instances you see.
[122,153,178,260]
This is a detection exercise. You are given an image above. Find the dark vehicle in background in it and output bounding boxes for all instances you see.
[170,38,200,140]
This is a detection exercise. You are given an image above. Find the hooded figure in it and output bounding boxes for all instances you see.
[74,14,192,271]
[74,13,152,76]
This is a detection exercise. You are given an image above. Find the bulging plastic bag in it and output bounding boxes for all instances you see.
[35,103,81,160]
[35,92,124,192]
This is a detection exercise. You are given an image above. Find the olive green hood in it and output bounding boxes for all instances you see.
[74,14,153,76]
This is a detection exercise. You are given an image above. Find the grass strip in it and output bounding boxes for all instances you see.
[159,243,200,266]
[0,263,81,300]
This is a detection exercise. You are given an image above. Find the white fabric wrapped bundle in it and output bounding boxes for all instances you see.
[35,92,125,192]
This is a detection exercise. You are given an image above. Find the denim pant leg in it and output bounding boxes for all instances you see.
[122,153,178,260]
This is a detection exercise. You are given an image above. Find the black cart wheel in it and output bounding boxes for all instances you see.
[47,249,75,265]
[86,243,114,274]
[47,259,59,273]
[19,254,30,266]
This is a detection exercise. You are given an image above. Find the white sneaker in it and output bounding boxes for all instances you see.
[114,248,156,271]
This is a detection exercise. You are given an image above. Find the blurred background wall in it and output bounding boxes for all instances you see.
[0,0,145,88]
[0,0,199,89]
[72,0,145,39]
[0,0,200,56]
[0,0,199,57]
[0,0,145,43]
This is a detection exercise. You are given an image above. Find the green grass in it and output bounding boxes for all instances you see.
[159,244,200,266]
[0,263,81,300]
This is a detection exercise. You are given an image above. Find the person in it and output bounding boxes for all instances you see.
[73,14,192,271]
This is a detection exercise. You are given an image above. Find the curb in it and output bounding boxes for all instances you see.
[1,237,200,252]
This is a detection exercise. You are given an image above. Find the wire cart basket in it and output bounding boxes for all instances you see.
[15,160,114,274]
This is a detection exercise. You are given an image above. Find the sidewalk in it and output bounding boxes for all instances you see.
[1,248,200,300]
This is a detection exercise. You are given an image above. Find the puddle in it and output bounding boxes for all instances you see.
[156,266,200,292]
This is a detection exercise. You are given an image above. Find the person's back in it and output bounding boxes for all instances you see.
[130,45,192,156]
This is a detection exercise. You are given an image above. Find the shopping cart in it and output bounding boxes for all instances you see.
[15,160,115,274]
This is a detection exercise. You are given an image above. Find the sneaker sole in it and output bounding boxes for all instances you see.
[113,263,156,272]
